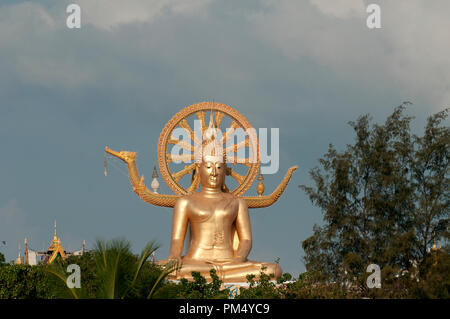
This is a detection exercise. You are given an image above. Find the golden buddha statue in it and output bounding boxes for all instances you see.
[105,102,297,283]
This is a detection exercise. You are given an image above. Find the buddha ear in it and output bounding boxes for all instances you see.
[226,167,232,176]
[221,183,230,193]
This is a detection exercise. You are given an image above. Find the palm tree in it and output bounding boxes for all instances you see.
[46,237,176,299]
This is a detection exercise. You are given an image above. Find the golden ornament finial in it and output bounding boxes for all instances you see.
[256,167,265,196]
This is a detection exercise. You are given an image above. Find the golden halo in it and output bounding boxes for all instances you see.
[157,102,260,196]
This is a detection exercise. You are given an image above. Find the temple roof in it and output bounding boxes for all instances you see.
[47,221,67,263]
[17,220,84,265]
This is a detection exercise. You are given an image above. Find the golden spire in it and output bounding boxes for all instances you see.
[53,220,58,242]
[16,243,22,264]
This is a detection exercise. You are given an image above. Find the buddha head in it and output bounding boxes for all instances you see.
[194,121,228,191]
[198,158,226,189]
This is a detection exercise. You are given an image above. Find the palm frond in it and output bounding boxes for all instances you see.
[94,237,132,298]
[121,240,160,299]
[44,261,80,299]
[147,260,178,299]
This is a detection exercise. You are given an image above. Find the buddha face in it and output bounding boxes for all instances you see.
[198,157,226,189]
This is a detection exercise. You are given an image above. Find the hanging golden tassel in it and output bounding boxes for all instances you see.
[104,151,107,176]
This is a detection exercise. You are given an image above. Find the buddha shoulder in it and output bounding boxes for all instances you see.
[174,195,191,208]
[175,192,205,206]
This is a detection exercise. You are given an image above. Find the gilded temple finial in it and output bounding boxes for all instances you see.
[16,243,22,264]
[53,220,57,241]
[256,167,265,196]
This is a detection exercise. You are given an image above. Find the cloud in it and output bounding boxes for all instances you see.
[0,2,92,90]
[1,0,449,111]
[77,0,212,30]
[0,0,213,92]
[0,2,55,34]
[310,0,365,19]
[249,0,450,110]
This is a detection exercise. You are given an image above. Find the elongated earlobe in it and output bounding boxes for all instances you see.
[221,183,230,192]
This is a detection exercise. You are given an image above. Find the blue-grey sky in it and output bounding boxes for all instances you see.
[1,0,449,277]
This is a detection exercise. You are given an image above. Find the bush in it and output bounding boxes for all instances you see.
[0,264,60,299]
[176,269,229,299]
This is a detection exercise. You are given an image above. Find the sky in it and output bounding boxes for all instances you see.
[0,0,449,277]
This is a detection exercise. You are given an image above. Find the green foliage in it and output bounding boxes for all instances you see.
[0,252,5,264]
[151,282,183,299]
[44,237,176,299]
[66,251,99,298]
[280,272,355,299]
[299,104,449,297]
[413,246,450,298]
[176,269,229,299]
[277,272,292,284]
[236,269,356,299]
[237,268,280,299]
[0,264,60,299]
[92,238,138,298]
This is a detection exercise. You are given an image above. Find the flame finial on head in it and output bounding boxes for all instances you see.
[195,110,225,164]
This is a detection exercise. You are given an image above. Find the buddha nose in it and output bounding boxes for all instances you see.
[211,166,218,176]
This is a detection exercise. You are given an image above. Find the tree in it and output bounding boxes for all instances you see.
[299,104,449,294]
[176,269,229,299]
[0,264,58,299]
[412,110,450,258]
[236,267,280,299]
[414,246,450,298]
[46,237,176,299]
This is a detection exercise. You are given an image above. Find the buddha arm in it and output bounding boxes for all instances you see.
[234,199,252,260]
[105,146,178,207]
[242,166,298,208]
[168,198,189,260]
